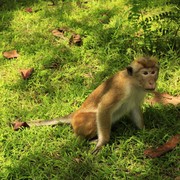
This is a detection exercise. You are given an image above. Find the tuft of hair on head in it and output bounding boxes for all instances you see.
[134,56,158,68]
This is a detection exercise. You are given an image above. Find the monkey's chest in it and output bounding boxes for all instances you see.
[112,95,143,124]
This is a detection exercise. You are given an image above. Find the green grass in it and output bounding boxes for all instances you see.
[0,0,179,179]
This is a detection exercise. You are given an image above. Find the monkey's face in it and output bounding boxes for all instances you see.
[137,67,159,91]
[127,57,160,91]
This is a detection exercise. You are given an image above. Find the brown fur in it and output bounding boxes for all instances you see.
[72,112,97,139]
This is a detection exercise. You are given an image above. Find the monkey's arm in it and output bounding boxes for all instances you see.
[129,106,144,129]
[95,107,112,151]
[93,91,119,154]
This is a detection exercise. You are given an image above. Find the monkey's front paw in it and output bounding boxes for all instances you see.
[91,139,109,154]
[92,146,101,155]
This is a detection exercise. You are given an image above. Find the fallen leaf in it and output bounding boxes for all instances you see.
[3,50,19,59]
[12,121,30,131]
[175,176,180,180]
[144,134,180,158]
[69,34,82,46]
[52,29,64,37]
[146,91,180,106]
[52,28,69,39]
[25,7,33,13]
[20,68,34,79]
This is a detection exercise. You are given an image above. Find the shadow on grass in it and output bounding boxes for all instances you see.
[127,0,180,9]
[3,105,179,179]
[111,105,180,141]
[0,0,40,11]
[4,141,96,179]
[0,0,42,31]
[110,105,180,178]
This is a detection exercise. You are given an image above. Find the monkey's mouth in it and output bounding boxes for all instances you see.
[145,88,155,91]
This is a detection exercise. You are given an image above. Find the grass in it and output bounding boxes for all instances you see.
[0,0,180,179]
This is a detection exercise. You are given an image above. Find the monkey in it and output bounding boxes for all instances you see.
[14,56,159,153]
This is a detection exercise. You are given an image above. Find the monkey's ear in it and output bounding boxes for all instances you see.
[126,66,133,76]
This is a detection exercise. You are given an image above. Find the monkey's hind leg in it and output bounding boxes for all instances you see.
[71,112,97,140]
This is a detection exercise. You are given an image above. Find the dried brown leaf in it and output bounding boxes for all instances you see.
[25,7,33,13]
[12,121,30,131]
[3,50,19,59]
[144,134,180,158]
[52,28,68,39]
[20,68,34,80]
[69,34,82,46]
[146,92,180,106]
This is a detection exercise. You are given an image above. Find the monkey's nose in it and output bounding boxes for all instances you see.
[149,83,156,90]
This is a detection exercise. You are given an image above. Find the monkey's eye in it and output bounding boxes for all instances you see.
[151,71,155,74]
[143,71,148,75]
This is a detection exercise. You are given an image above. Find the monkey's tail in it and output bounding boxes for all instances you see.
[28,117,71,127]
[12,113,74,131]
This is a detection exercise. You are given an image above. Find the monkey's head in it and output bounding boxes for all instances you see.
[127,56,159,91]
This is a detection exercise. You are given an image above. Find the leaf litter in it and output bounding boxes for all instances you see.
[146,91,180,106]
[52,27,83,45]
[20,68,34,80]
[144,134,180,158]
[3,50,20,59]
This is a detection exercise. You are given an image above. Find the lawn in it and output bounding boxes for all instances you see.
[0,0,179,179]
